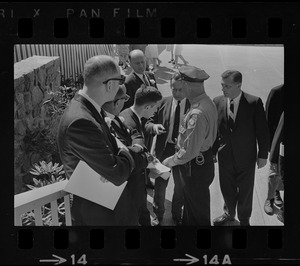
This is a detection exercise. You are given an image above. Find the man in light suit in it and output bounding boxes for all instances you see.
[145,73,190,225]
[120,85,163,226]
[212,70,270,226]
[57,55,149,226]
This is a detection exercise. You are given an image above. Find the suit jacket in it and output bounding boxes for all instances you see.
[57,93,148,226]
[145,96,190,160]
[265,84,284,150]
[212,92,270,171]
[122,71,158,110]
[119,107,149,211]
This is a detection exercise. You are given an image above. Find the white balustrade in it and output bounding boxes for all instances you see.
[14,180,72,226]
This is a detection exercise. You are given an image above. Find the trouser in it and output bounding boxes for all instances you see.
[181,149,215,226]
[267,164,283,200]
[127,171,151,226]
[219,163,256,225]
[153,143,184,222]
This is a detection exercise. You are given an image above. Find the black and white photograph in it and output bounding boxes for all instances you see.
[14,44,284,227]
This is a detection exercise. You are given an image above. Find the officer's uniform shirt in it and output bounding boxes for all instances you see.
[167,98,187,144]
[172,93,218,165]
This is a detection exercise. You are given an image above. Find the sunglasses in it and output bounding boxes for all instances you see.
[114,94,130,103]
[103,75,126,85]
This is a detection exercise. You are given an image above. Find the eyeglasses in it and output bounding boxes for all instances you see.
[103,75,125,85]
[114,94,130,103]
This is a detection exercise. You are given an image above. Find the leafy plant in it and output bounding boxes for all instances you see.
[43,84,80,117]
[22,161,68,226]
[26,161,65,189]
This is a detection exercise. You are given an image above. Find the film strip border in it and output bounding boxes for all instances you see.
[0,2,299,42]
[2,2,300,265]
[15,227,285,264]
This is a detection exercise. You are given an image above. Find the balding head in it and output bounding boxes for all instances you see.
[129,49,146,74]
[83,55,119,87]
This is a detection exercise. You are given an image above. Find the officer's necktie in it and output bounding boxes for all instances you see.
[228,99,234,132]
[143,74,150,86]
[172,100,181,142]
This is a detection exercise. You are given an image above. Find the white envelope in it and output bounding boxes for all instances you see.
[64,160,127,210]
[147,160,171,180]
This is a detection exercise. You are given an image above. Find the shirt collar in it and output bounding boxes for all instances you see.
[104,110,114,120]
[130,106,142,123]
[228,91,242,104]
[78,90,101,115]
[172,97,185,106]
[134,71,145,80]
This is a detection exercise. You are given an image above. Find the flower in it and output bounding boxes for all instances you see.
[149,79,156,85]
[104,116,112,128]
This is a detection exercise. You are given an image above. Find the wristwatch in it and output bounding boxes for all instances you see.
[146,152,155,163]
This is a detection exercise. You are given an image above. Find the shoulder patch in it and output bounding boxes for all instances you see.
[190,108,201,115]
[187,115,197,129]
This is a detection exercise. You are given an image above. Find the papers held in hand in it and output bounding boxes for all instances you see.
[147,160,171,180]
[64,160,127,210]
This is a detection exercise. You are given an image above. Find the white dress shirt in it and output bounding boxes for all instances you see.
[227,92,242,121]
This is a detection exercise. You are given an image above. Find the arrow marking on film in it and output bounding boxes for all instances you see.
[39,254,67,265]
[174,254,199,265]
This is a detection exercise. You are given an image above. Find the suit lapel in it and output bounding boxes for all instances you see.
[163,97,172,132]
[233,92,246,130]
[133,72,144,84]
[74,94,119,151]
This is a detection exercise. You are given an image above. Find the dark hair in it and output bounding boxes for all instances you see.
[221,70,242,84]
[83,55,119,86]
[134,85,162,106]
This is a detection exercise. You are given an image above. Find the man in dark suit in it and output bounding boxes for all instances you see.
[57,55,149,226]
[123,49,159,189]
[122,49,158,110]
[264,85,284,215]
[145,72,190,225]
[120,85,163,226]
[212,70,270,226]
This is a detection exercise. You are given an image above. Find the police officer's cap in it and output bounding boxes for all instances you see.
[178,65,210,82]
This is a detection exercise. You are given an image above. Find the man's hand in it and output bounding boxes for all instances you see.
[162,156,176,168]
[153,124,166,135]
[257,158,267,169]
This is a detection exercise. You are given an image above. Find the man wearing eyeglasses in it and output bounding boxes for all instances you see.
[57,55,149,226]
[162,66,218,226]
[145,72,190,225]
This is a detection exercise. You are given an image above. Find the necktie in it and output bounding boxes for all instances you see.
[172,100,181,142]
[143,74,150,86]
[228,99,234,132]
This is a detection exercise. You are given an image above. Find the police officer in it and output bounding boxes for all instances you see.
[162,65,218,226]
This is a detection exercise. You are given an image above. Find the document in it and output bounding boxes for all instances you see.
[64,160,127,210]
[147,159,171,180]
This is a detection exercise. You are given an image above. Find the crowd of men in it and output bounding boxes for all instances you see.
[57,48,284,226]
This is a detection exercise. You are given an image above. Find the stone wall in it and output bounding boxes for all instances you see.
[14,56,61,195]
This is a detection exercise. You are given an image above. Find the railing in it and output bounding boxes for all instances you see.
[14,180,72,226]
